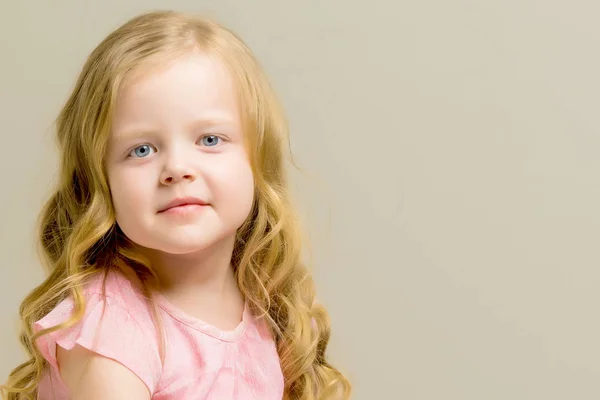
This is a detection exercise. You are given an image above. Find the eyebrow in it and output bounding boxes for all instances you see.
[112,116,239,143]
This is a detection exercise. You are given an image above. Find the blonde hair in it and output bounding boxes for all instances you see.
[1,10,350,400]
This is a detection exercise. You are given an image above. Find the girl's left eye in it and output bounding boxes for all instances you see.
[200,135,221,147]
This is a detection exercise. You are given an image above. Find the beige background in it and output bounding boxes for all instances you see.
[1,1,600,399]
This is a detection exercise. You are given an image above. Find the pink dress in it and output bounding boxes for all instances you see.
[33,269,284,399]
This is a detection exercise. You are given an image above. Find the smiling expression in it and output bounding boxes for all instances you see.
[105,51,255,255]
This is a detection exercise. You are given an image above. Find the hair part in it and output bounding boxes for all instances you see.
[2,10,350,400]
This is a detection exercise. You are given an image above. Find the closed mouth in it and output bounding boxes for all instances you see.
[158,197,208,213]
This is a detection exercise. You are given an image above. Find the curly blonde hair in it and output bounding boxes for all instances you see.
[1,10,350,400]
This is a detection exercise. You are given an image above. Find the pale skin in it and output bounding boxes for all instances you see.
[56,50,255,399]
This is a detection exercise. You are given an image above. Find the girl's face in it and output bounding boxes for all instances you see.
[105,51,255,255]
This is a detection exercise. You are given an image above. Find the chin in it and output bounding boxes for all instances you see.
[152,232,235,255]
[148,240,208,255]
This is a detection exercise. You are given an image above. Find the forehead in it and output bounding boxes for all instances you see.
[112,51,239,133]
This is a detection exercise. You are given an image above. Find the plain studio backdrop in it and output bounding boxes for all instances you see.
[1,1,599,399]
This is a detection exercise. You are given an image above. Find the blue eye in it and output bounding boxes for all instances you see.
[200,135,221,147]
[129,144,155,158]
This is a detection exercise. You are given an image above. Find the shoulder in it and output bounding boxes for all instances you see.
[36,269,159,343]
[34,268,163,396]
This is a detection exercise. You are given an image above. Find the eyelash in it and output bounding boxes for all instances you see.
[127,134,225,158]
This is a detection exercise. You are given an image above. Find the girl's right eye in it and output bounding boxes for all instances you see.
[128,144,156,158]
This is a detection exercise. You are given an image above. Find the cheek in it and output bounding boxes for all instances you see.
[236,163,256,218]
[213,154,255,205]
[108,169,152,216]
[233,157,254,192]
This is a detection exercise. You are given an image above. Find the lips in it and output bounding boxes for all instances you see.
[158,196,208,213]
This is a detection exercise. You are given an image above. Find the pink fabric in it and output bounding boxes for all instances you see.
[33,270,284,399]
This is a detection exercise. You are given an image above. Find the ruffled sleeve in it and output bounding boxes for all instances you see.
[33,291,162,394]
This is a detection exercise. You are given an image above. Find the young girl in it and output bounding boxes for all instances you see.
[2,10,350,400]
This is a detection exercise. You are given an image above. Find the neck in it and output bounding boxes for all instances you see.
[140,235,240,303]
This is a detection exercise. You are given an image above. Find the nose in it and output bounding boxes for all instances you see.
[159,157,196,186]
